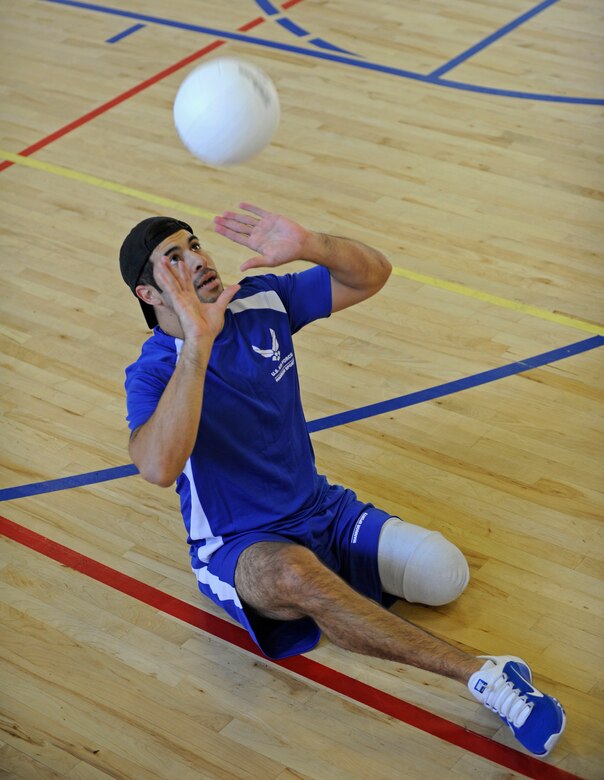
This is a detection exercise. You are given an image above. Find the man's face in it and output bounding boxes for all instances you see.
[150,229,224,304]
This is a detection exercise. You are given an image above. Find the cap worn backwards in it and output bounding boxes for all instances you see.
[119,216,193,329]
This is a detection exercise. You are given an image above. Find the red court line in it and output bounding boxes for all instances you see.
[0,15,266,173]
[0,515,580,780]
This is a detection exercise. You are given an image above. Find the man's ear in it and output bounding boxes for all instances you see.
[135,284,162,306]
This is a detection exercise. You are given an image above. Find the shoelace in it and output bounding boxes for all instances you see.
[484,672,534,727]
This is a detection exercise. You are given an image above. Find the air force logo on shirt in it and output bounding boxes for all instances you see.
[252,328,281,361]
[252,328,295,382]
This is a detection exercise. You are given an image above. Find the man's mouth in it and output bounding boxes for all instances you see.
[197,272,218,289]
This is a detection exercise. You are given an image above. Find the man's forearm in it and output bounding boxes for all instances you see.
[302,232,392,311]
[306,231,390,284]
[129,339,213,487]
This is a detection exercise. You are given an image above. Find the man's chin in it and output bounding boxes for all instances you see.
[198,287,224,304]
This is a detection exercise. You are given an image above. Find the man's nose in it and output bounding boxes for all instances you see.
[188,251,206,272]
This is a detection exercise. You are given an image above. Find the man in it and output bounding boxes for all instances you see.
[120,202,565,757]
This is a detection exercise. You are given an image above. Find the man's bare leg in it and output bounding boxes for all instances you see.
[235,541,482,683]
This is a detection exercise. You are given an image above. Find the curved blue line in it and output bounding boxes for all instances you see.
[254,0,279,15]
[256,0,359,57]
[429,75,604,104]
[277,17,307,37]
[44,0,604,105]
[1,336,601,501]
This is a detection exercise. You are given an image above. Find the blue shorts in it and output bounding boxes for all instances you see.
[190,484,394,659]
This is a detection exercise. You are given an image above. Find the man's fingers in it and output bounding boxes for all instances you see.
[239,202,270,219]
[240,255,269,272]
[214,217,254,235]
[153,256,175,287]
[217,283,241,307]
[175,258,193,284]
[214,222,252,247]
[154,257,198,305]
[215,211,257,227]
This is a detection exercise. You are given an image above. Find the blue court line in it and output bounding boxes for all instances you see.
[255,0,279,15]
[277,17,307,37]
[254,0,358,55]
[43,0,604,104]
[307,335,603,433]
[429,0,560,78]
[1,335,601,502]
[105,22,145,44]
[309,38,357,56]
[0,465,139,501]
[427,74,599,103]
[275,14,358,55]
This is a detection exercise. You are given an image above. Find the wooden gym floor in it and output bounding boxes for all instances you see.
[1,1,603,778]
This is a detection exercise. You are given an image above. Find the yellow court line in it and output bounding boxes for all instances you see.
[390,267,604,336]
[2,148,602,336]
[0,149,214,221]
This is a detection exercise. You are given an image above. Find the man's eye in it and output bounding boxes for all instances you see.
[169,256,180,265]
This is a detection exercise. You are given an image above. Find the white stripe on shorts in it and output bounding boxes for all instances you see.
[194,563,243,608]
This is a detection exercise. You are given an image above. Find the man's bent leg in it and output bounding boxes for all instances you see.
[235,541,566,757]
[235,541,481,683]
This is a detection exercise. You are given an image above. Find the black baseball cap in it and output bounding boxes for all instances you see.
[119,216,193,328]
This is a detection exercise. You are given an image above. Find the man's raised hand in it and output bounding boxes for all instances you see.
[214,202,309,271]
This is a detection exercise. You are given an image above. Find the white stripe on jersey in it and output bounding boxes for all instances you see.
[183,459,224,562]
[228,290,286,315]
[194,563,243,608]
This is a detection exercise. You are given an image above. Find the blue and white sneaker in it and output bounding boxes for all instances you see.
[477,655,533,683]
[468,656,566,756]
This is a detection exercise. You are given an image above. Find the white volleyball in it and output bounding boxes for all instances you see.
[173,57,280,167]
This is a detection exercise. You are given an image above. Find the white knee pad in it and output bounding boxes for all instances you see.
[377,518,469,606]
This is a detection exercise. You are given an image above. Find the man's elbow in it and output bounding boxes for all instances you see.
[140,466,176,488]
[132,455,176,487]
[372,252,392,293]
[129,434,177,487]
[378,253,392,286]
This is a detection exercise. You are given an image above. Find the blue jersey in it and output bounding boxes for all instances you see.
[125,266,332,564]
